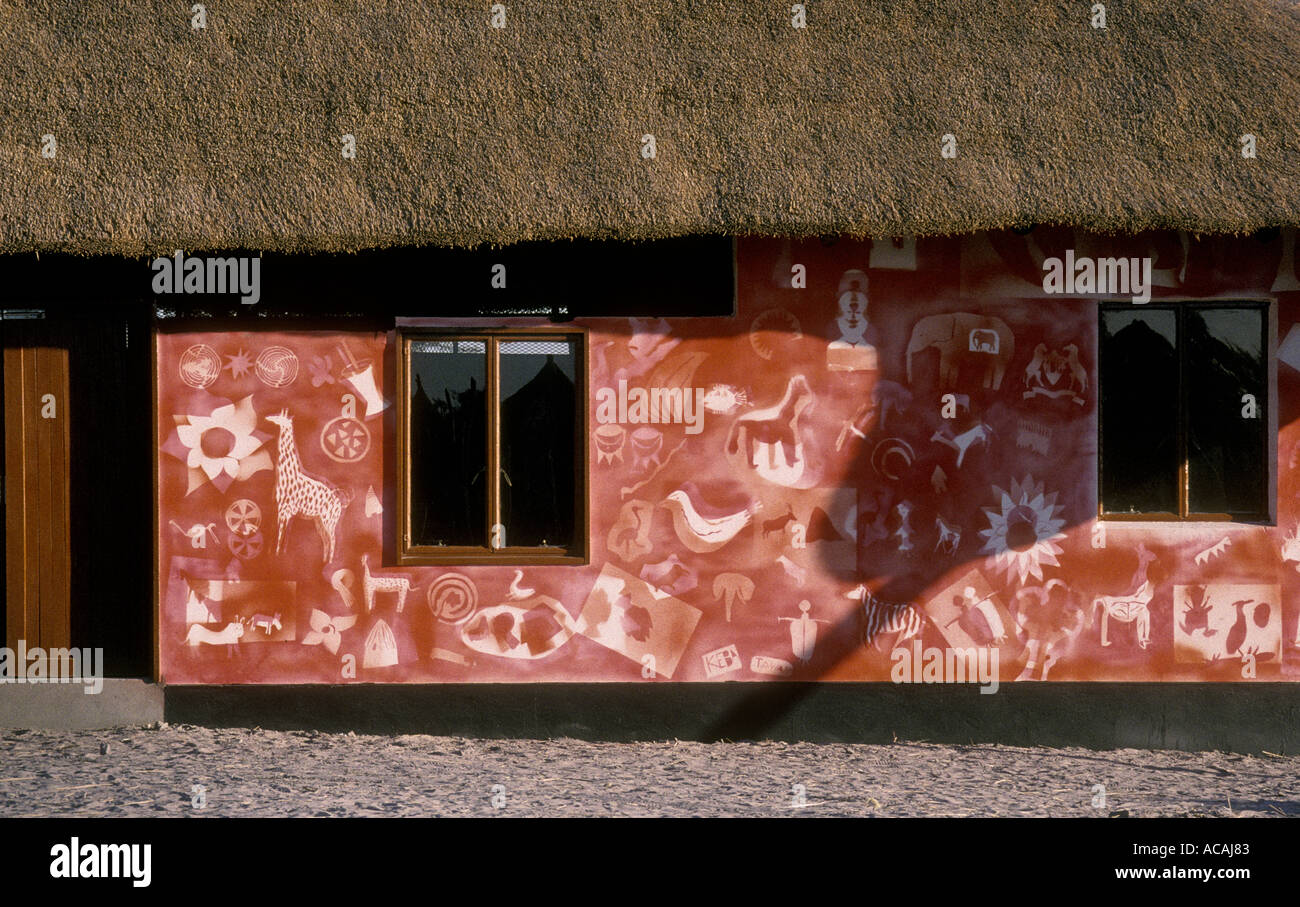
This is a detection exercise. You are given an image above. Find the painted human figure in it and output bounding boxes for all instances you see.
[827,270,880,371]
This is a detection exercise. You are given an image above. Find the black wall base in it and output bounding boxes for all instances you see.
[164,683,1300,754]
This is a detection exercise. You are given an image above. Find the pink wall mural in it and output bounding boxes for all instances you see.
[157,228,1300,684]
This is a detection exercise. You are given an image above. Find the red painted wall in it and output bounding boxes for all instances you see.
[157,229,1300,684]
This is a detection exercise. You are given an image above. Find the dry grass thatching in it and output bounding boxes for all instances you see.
[0,0,1298,254]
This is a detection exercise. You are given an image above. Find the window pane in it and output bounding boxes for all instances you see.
[498,338,578,548]
[1186,307,1266,516]
[1099,309,1179,514]
[409,339,487,546]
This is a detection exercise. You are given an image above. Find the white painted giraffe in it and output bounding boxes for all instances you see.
[362,553,413,613]
[265,410,351,564]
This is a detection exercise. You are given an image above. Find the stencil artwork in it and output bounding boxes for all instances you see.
[1092,545,1158,649]
[176,578,296,647]
[223,349,254,380]
[335,343,389,417]
[594,424,627,465]
[319,415,371,463]
[827,269,879,371]
[179,344,222,389]
[931,420,994,469]
[576,564,702,679]
[361,553,413,613]
[155,231,1300,685]
[1013,579,1086,681]
[303,608,358,656]
[779,601,828,664]
[923,570,1015,653]
[255,346,300,388]
[871,438,914,480]
[1015,419,1052,456]
[460,595,577,660]
[363,620,399,668]
[607,499,656,562]
[850,584,926,653]
[701,385,748,415]
[162,393,273,495]
[726,375,815,486]
[427,573,478,624]
[266,409,352,564]
[711,573,754,622]
[1281,526,1300,573]
[906,313,1016,390]
[748,308,801,361]
[702,645,743,678]
[661,483,758,553]
[226,528,263,561]
[619,317,679,380]
[978,476,1067,585]
[1023,343,1087,405]
[640,555,698,596]
[1174,585,1282,665]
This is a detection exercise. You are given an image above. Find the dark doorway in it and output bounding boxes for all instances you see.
[2,301,153,677]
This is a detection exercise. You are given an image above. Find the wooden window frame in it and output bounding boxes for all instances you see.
[396,326,589,566]
[1097,299,1273,523]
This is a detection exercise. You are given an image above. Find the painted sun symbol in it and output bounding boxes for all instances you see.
[223,348,253,379]
[979,475,1067,586]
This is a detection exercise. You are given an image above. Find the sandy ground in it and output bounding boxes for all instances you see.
[0,726,1296,818]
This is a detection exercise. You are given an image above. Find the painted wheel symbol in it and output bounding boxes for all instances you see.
[225,499,262,537]
[228,530,264,560]
[320,416,371,463]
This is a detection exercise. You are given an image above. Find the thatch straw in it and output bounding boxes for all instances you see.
[0,0,1297,254]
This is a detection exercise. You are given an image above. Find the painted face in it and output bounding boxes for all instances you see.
[838,290,868,323]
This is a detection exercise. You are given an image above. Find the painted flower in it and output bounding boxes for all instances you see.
[162,393,272,495]
[302,609,357,655]
[979,475,1067,586]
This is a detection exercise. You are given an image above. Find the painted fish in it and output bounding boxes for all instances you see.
[702,384,748,414]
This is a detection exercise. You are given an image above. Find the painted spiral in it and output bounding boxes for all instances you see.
[179,344,222,389]
[255,346,300,387]
[428,573,478,624]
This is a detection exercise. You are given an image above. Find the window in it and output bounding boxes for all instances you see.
[397,328,587,564]
[1098,301,1270,521]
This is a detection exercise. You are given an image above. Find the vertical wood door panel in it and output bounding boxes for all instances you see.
[3,345,71,652]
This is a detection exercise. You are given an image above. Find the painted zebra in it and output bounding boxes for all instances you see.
[846,584,926,652]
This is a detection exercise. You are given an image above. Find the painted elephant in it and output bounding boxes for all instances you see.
[905,312,1016,390]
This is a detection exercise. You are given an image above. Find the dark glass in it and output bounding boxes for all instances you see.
[498,339,578,548]
[1100,309,1179,514]
[1186,307,1266,516]
[409,340,487,546]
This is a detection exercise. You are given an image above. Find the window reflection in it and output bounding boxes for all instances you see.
[1100,309,1179,514]
[499,339,577,548]
[409,340,486,546]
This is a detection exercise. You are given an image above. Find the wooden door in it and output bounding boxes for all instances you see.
[3,344,71,652]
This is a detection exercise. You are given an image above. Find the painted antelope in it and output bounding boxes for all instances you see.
[247,612,283,636]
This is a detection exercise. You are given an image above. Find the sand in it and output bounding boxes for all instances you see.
[0,726,1295,818]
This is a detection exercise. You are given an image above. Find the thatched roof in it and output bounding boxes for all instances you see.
[1,0,1298,254]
